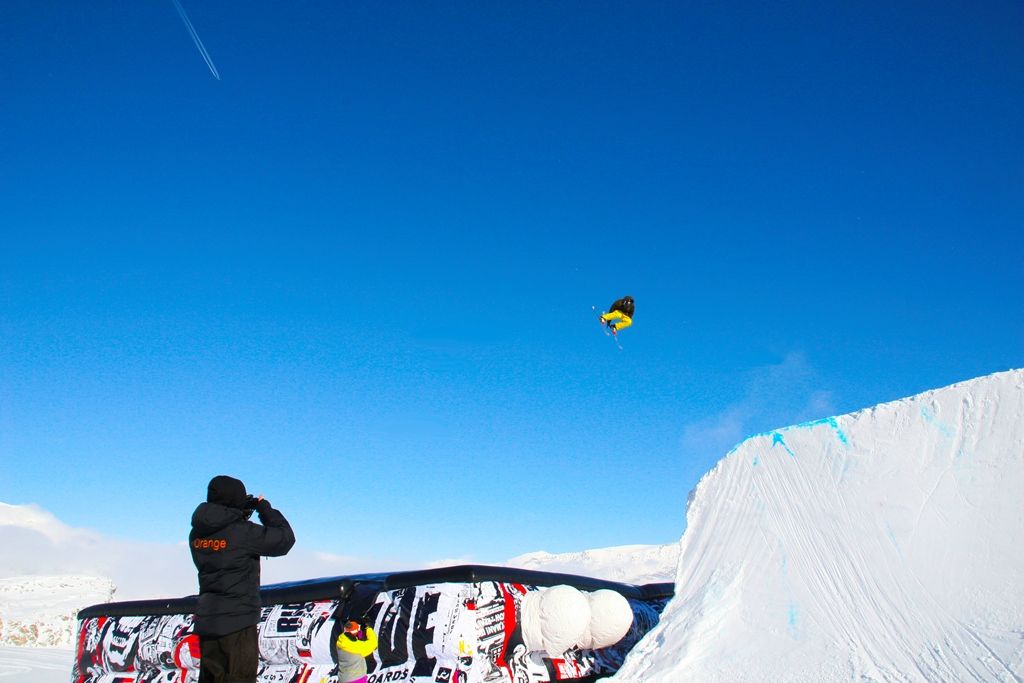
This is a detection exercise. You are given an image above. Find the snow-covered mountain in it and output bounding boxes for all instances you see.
[506,543,679,585]
[611,368,1024,682]
[0,576,114,648]
[0,501,197,602]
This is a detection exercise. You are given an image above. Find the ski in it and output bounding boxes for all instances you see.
[592,306,623,350]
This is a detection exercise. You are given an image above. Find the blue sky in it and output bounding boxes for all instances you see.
[1,1,1021,568]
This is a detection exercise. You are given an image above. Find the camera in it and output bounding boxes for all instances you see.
[242,495,260,519]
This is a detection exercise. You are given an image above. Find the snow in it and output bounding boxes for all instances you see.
[517,584,633,656]
[611,368,1024,682]
[0,646,72,683]
[2,368,1022,682]
[581,589,635,649]
[521,584,592,656]
[506,543,680,584]
[0,576,114,648]
[0,502,197,602]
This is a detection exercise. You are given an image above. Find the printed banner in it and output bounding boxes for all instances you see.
[74,572,671,683]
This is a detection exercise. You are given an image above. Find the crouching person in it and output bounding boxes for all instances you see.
[336,619,378,683]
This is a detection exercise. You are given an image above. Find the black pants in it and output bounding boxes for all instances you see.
[199,625,259,683]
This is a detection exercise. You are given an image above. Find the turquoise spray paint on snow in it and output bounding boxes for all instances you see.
[824,416,848,445]
[772,432,796,457]
[791,416,848,445]
[744,413,849,467]
[752,416,848,448]
[921,405,955,438]
[884,521,903,559]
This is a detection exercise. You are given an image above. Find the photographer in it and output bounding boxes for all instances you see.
[189,475,295,683]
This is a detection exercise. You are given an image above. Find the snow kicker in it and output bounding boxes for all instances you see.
[613,369,1024,682]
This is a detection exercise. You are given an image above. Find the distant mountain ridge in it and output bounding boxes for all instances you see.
[0,576,115,648]
[0,504,119,647]
[506,543,679,585]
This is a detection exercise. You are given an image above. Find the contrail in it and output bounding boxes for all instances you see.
[170,0,221,80]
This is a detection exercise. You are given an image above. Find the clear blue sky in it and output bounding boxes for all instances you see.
[1,1,1021,566]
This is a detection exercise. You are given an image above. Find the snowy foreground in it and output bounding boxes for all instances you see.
[2,369,1022,682]
[0,646,71,683]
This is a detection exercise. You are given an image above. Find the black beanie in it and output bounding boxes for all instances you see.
[207,475,248,509]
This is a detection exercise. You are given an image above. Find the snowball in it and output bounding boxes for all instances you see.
[578,589,633,649]
[520,585,591,656]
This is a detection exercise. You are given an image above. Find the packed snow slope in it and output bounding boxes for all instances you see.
[613,369,1024,682]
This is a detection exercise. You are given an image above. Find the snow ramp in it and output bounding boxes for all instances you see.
[613,369,1024,682]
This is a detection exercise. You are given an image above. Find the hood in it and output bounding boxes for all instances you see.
[191,502,245,536]
[207,475,248,509]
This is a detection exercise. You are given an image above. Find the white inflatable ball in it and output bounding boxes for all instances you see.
[578,589,633,649]
[520,585,591,656]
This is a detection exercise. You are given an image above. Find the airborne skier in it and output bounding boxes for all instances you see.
[599,295,635,335]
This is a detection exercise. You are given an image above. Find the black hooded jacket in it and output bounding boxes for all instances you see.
[189,500,295,636]
[609,296,635,318]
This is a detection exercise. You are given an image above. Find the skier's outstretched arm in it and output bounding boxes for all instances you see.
[250,499,296,557]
